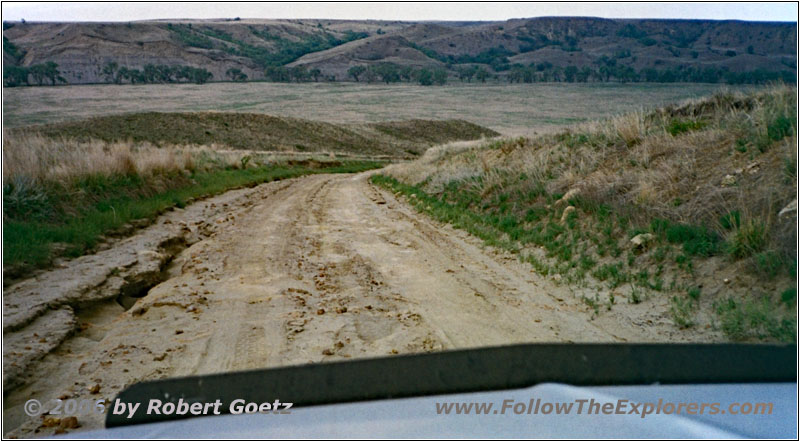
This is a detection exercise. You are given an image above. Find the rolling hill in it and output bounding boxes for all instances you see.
[3,17,796,86]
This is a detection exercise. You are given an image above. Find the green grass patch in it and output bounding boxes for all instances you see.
[667,118,707,136]
[715,296,796,342]
[650,218,721,256]
[5,161,383,273]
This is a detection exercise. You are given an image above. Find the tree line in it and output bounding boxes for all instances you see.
[262,63,451,86]
[3,62,65,87]
[101,62,213,84]
[4,59,793,88]
[499,63,795,85]
[346,64,449,85]
[4,61,215,87]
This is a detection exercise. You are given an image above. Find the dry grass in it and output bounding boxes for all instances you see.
[2,132,196,185]
[394,86,796,232]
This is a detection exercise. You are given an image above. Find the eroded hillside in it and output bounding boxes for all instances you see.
[3,17,796,85]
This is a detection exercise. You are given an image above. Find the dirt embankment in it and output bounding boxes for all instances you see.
[3,172,720,437]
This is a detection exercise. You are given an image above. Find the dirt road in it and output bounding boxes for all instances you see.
[3,172,712,436]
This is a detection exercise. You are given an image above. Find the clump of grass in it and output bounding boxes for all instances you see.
[670,296,695,328]
[667,118,706,136]
[727,219,768,259]
[719,210,741,230]
[612,112,645,147]
[582,294,601,318]
[592,262,628,288]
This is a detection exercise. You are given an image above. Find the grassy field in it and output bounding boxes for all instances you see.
[3,82,758,136]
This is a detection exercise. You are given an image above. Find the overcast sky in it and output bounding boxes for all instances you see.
[2,2,797,22]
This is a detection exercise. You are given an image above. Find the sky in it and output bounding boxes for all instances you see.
[2,2,798,22]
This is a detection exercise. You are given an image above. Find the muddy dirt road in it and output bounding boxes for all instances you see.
[3,172,714,436]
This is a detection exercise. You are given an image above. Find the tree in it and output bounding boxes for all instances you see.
[507,65,525,83]
[42,61,66,85]
[226,67,248,82]
[102,61,118,83]
[432,68,447,85]
[456,65,476,82]
[289,65,309,82]
[416,68,433,86]
[3,65,29,87]
[371,63,400,83]
[577,66,592,83]
[475,66,490,83]
[564,65,578,82]
[116,66,129,84]
[28,64,46,85]
[264,66,287,82]
[309,68,321,82]
[188,67,213,84]
[348,65,366,82]
[399,66,414,82]
[143,64,158,83]
[125,68,144,84]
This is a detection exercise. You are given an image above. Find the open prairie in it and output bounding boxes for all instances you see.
[2,82,754,135]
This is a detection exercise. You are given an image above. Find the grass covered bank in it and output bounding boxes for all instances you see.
[377,86,797,342]
[3,132,383,277]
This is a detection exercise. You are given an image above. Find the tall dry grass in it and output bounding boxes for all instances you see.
[390,85,796,231]
[2,132,201,185]
[0,131,294,191]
